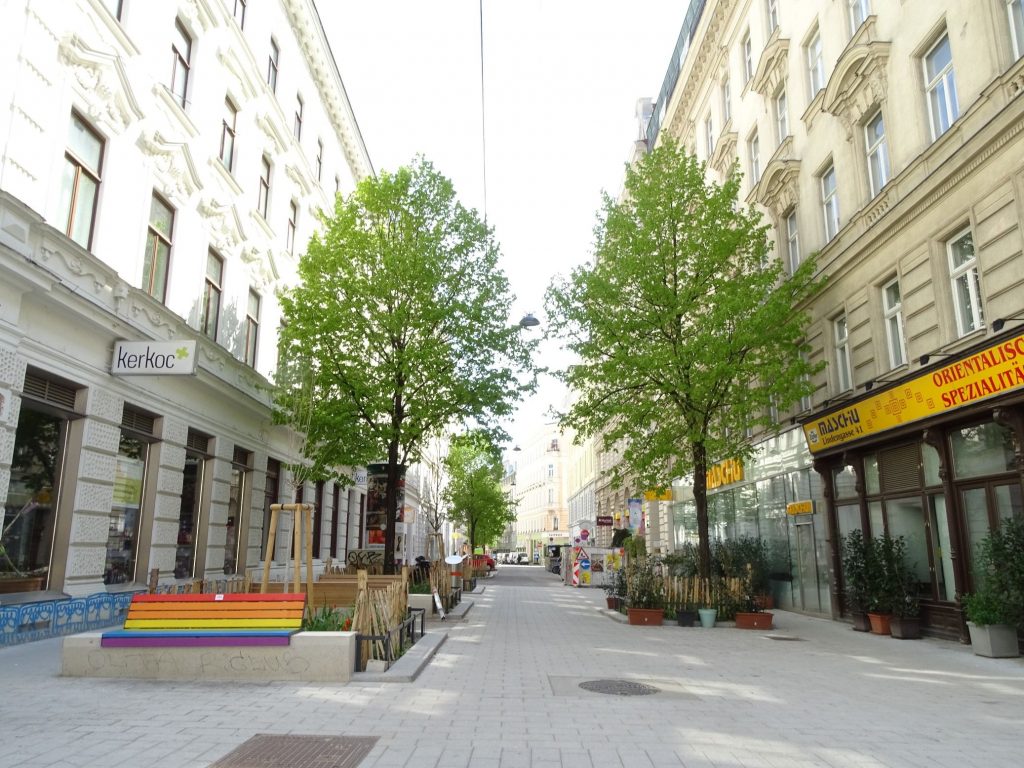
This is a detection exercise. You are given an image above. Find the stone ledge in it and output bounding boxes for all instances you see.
[352,629,447,683]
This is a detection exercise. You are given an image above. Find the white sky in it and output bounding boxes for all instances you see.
[317,1,683,449]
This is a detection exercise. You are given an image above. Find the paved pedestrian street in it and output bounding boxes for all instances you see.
[2,567,1022,768]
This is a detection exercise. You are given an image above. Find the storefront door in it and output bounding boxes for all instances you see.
[794,520,820,612]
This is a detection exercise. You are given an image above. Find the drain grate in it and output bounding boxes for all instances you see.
[764,635,804,641]
[579,679,659,696]
[209,734,378,768]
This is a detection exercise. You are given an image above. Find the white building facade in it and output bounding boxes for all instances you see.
[0,0,372,604]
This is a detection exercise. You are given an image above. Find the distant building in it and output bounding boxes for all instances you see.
[512,423,569,563]
[0,0,371,600]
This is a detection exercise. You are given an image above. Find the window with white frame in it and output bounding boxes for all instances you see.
[316,139,323,181]
[848,0,870,36]
[244,289,260,367]
[59,112,104,250]
[721,75,732,123]
[834,314,853,392]
[864,110,889,197]
[220,98,237,172]
[143,194,174,303]
[294,94,304,141]
[170,19,192,109]
[774,86,789,144]
[742,31,753,83]
[705,114,715,157]
[748,131,761,184]
[820,162,840,241]
[947,227,984,336]
[287,200,298,254]
[807,28,825,99]
[233,0,247,29]
[767,0,779,33]
[785,209,800,274]
[258,155,271,218]
[1011,0,1024,58]
[267,38,279,94]
[923,33,959,140]
[201,250,223,340]
[882,278,906,369]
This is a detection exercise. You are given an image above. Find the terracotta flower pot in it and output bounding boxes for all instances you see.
[867,612,892,635]
[735,611,774,630]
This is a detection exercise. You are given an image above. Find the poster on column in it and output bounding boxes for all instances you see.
[364,464,405,550]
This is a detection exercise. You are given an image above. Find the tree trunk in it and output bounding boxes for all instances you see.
[692,442,711,580]
[383,438,400,575]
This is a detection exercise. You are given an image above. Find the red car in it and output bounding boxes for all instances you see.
[471,554,496,571]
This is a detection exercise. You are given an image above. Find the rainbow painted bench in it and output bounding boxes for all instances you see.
[100,592,306,648]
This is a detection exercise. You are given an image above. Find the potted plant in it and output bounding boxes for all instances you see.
[866,533,906,635]
[888,541,921,640]
[840,530,872,632]
[734,564,774,630]
[603,567,626,610]
[961,517,1023,658]
[625,556,664,626]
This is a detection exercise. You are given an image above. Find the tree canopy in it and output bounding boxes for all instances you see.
[443,431,516,561]
[276,157,536,572]
[545,139,822,577]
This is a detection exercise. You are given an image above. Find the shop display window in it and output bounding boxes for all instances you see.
[104,433,147,584]
[175,452,204,578]
[950,422,1014,479]
[833,464,857,499]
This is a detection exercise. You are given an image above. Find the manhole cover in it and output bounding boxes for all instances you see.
[209,735,378,768]
[764,635,804,641]
[579,679,659,696]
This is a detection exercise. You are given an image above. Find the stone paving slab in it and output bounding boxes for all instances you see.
[1,568,1022,768]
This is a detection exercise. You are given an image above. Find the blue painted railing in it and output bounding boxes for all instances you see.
[0,591,141,646]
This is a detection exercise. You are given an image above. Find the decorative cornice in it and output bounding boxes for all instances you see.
[241,244,280,291]
[58,35,143,134]
[255,109,289,156]
[821,17,890,140]
[136,129,203,206]
[755,155,801,221]
[286,163,314,197]
[179,0,216,34]
[710,130,738,176]
[197,195,245,255]
[217,44,260,104]
[751,36,790,98]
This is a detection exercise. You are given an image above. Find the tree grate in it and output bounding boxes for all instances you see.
[209,734,378,767]
[579,679,659,696]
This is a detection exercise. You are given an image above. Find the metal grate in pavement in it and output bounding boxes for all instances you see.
[209,735,378,768]
[579,678,660,696]
[763,634,804,641]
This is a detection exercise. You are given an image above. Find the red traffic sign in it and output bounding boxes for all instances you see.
[580,529,590,541]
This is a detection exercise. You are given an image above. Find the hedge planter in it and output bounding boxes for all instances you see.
[850,612,871,632]
[735,611,774,630]
[627,607,664,626]
[967,622,1021,658]
[889,616,921,640]
[675,609,698,627]
[606,596,622,610]
[867,612,892,635]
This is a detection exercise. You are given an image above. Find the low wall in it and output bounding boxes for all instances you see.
[61,631,357,682]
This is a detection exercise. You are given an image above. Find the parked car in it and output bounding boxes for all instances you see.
[516,552,529,565]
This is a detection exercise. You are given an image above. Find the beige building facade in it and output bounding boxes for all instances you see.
[651,0,1024,636]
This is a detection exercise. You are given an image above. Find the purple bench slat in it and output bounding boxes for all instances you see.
[101,635,291,648]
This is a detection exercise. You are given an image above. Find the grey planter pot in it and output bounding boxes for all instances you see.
[698,608,717,628]
[967,622,1021,658]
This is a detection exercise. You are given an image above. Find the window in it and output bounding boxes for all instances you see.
[834,314,852,392]
[105,413,154,585]
[548,463,554,479]
[245,289,260,367]
[316,139,323,181]
[220,98,237,172]
[947,227,983,336]
[553,516,559,531]
[742,32,754,83]
[233,0,247,29]
[748,131,761,184]
[267,38,279,93]
[864,110,889,197]
[171,19,192,109]
[201,250,223,340]
[767,0,779,33]
[143,194,173,302]
[848,0,870,36]
[287,200,298,254]
[807,29,824,99]
[294,93,303,141]
[882,278,906,369]
[334,175,340,196]
[58,113,103,249]
[774,86,789,144]
[721,75,731,123]
[1011,0,1024,58]
[785,209,800,274]
[548,488,554,504]
[820,162,840,241]
[924,33,959,140]
[258,155,271,218]
[704,114,715,157]
[102,0,123,20]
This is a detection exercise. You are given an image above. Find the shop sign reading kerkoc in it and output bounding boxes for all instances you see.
[803,332,1024,454]
[111,340,197,376]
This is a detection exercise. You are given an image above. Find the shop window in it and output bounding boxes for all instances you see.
[833,464,857,499]
[175,431,210,578]
[878,443,920,493]
[105,413,154,585]
[886,497,930,588]
[59,112,104,250]
[261,458,281,561]
[224,447,251,575]
[863,454,880,495]
[950,422,1015,479]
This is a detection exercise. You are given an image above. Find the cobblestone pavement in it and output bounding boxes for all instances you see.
[2,566,1023,767]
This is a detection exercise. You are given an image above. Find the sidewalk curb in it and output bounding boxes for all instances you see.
[351,628,448,683]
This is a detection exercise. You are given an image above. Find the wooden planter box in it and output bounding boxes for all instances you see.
[626,607,664,626]
[0,575,46,594]
[889,616,921,639]
[735,611,774,630]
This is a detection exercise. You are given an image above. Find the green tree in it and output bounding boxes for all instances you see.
[276,158,536,574]
[443,432,516,567]
[545,140,822,579]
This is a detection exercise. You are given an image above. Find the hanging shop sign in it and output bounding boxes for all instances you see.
[706,458,743,490]
[803,332,1024,454]
[596,515,613,527]
[111,340,197,375]
[786,500,815,516]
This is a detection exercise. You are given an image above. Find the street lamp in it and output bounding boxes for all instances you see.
[518,313,540,330]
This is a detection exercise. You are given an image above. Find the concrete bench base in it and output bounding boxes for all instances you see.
[62,630,357,682]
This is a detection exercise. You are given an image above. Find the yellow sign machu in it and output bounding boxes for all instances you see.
[803,333,1024,454]
[706,458,743,490]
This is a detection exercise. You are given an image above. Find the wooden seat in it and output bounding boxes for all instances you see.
[100,592,305,648]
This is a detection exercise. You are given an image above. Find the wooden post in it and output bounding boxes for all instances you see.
[293,505,301,593]
[304,503,314,593]
[261,504,281,593]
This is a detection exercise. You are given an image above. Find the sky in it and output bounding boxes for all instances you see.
[317,1,684,449]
